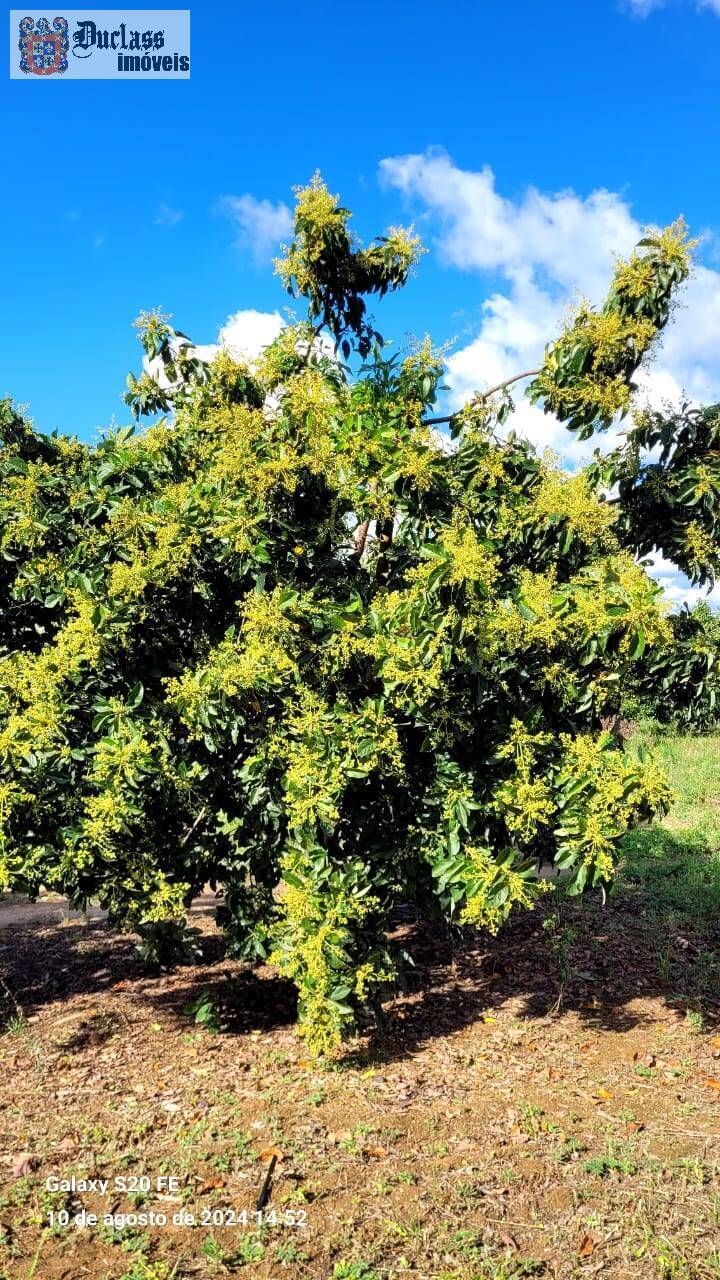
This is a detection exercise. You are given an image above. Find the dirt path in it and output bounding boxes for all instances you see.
[0,893,108,928]
[0,890,219,929]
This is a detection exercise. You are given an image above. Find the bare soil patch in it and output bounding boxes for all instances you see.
[1,887,719,1280]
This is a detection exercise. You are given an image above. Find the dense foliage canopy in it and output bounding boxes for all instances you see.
[2,177,719,1051]
[623,601,720,730]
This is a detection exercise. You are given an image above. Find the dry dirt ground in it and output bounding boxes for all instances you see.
[1,882,719,1280]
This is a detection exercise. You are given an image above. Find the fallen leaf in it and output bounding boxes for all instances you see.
[327,1131,352,1145]
[578,1233,596,1258]
[702,1077,720,1094]
[11,1153,37,1179]
[363,1146,388,1159]
[593,1088,614,1102]
[258,1146,283,1164]
[632,1049,657,1065]
[509,1129,530,1146]
[54,1136,78,1154]
[198,1177,225,1193]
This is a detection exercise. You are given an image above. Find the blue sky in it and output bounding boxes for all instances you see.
[2,0,720,597]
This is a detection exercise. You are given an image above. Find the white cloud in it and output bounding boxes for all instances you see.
[626,268,720,424]
[628,0,665,14]
[218,193,293,265]
[380,150,640,464]
[145,309,285,392]
[380,149,720,465]
[152,309,334,387]
[442,277,594,459]
[217,309,285,362]
[155,203,183,227]
[380,149,638,298]
[643,551,720,610]
[629,0,720,14]
[380,149,720,609]
[659,266,720,399]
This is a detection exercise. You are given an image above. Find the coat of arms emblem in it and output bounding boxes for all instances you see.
[18,15,69,76]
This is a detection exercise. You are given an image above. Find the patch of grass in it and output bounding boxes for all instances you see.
[557,1134,585,1162]
[337,1123,376,1153]
[653,1237,720,1279]
[232,1232,264,1264]
[118,1262,175,1280]
[437,1256,547,1279]
[620,825,720,923]
[0,976,27,1036]
[583,1150,637,1177]
[183,989,220,1034]
[1,1011,28,1036]
[619,733,720,928]
[685,1007,705,1035]
[332,1264,379,1280]
[651,732,720,850]
[273,1239,308,1265]
[200,1233,264,1268]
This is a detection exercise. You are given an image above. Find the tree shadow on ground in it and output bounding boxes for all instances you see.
[0,918,145,1012]
[0,908,299,1039]
[1,826,718,1056]
[368,826,720,1060]
[147,969,299,1036]
[0,890,225,1014]
[58,1010,126,1052]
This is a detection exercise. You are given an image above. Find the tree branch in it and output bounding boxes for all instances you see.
[352,478,378,560]
[178,750,244,849]
[352,368,540,563]
[353,516,372,559]
[375,513,395,584]
[422,368,540,427]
